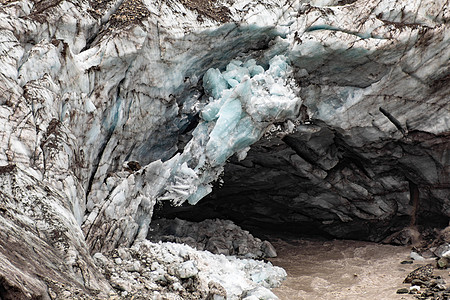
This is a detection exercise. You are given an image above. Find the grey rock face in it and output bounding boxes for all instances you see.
[148,218,277,259]
[435,243,450,258]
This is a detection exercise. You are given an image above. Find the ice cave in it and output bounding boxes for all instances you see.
[0,0,449,299]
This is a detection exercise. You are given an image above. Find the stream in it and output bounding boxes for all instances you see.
[269,238,449,300]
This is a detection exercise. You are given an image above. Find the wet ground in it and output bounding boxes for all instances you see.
[268,238,449,300]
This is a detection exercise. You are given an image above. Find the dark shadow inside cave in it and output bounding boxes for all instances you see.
[152,124,449,245]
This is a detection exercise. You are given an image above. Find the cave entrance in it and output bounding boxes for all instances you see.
[152,133,337,242]
[152,125,450,245]
[148,125,450,299]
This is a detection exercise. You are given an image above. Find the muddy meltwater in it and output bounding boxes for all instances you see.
[268,239,448,300]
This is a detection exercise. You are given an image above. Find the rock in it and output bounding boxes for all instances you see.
[207,281,227,300]
[411,279,428,287]
[421,249,437,259]
[397,288,409,294]
[117,248,132,260]
[404,264,434,283]
[243,296,260,300]
[385,228,421,245]
[409,285,421,294]
[175,260,198,279]
[148,218,276,259]
[171,282,183,291]
[434,244,450,258]
[93,253,109,267]
[243,287,279,300]
[437,258,449,269]
[411,251,426,261]
[110,276,132,292]
[262,241,278,258]
[126,261,141,273]
[440,227,450,243]
[125,161,141,172]
[62,290,71,297]
[421,290,435,297]
[205,237,232,256]
[428,278,446,287]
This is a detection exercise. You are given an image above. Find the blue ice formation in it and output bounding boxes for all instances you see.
[158,55,301,205]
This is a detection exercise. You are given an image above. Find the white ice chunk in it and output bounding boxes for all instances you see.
[203,68,228,99]
[159,55,302,206]
[269,83,288,96]
[267,55,289,77]
[85,99,96,113]
[187,185,212,205]
[176,260,198,278]
[236,146,251,161]
[410,251,425,261]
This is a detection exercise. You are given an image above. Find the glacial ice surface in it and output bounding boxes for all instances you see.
[93,240,286,299]
[1,0,449,298]
[158,55,301,205]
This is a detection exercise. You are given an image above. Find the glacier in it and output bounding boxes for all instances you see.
[0,0,449,298]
